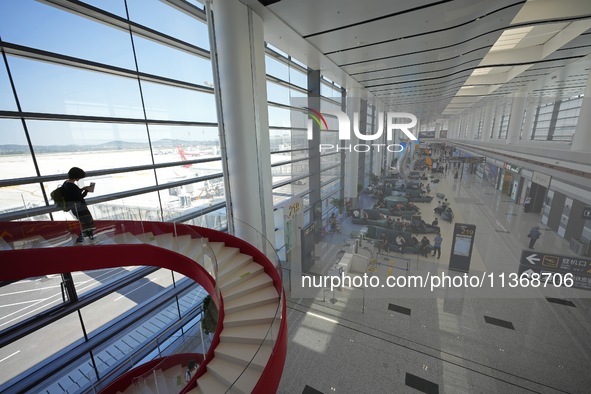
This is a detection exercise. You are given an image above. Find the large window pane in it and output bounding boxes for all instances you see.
[266,56,289,81]
[26,120,153,175]
[0,276,66,335]
[150,124,221,162]
[0,118,36,175]
[127,0,209,50]
[268,106,293,128]
[90,192,162,221]
[155,173,225,218]
[141,81,217,122]
[0,61,17,111]
[267,81,291,106]
[79,269,175,337]
[8,56,144,118]
[0,0,135,69]
[1,182,46,214]
[80,0,127,17]
[183,206,227,231]
[0,312,85,386]
[133,34,213,85]
[289,67,307,89]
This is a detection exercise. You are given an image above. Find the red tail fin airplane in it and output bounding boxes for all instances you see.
[177,146,192,168]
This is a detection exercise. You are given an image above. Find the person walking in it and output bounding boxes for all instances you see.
[378,232,389,254]
[432,232,443,259]
[329,212,338,232]
[396,235,406,255]
[528,225,541,249]
[63,167,95,243]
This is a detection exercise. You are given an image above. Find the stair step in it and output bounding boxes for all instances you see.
[222,274,274,301]
[215,342,272,371]
[224,285,278,313]
[154,371,168,393]
[218,253,253,280]
[113,233,143,244]
[131,379,155,394]
[218,261,263,289]
[224,303,279,328]
[220,322,278,345]
[170,234,193,255]
[192,371,227,394]
[138,232,158,245]
[207,241,226,255]
[162,365,184,391]
[184,237,209,261]
[154,233,174,250]
[206,358,261,394]
[211,246,240,267]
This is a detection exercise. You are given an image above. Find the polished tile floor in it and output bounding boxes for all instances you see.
[279,167,591,394]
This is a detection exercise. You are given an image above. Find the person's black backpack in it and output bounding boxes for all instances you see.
[50,184,68,211]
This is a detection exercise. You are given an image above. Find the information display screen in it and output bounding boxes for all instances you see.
[449,223,476,273]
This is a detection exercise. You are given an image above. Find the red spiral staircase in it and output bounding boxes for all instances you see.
[0,220,287,393]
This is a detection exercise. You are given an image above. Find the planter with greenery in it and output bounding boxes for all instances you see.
[331,197,345,214]
[201,295,218,336]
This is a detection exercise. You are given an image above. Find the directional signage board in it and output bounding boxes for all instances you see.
[519,250,591,291]
[520,251,591,274]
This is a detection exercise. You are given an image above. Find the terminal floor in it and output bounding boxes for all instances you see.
[279,170,591,393]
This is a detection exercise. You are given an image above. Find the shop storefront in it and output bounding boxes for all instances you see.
[501,162,522,202]
[482,162,500,187]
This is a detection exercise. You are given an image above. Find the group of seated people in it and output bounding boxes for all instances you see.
[433,200,454,223]
[434,199,451,214]
[386,217,408,230]
[378,232,432,257]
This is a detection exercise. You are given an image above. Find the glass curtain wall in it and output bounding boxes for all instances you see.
[265,44,312,224]
[528,95,581,142]
[0,0,225,227]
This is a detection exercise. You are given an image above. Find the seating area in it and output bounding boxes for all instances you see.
[366,225,433,256]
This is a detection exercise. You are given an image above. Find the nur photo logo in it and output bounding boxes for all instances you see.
[302,106,418,153]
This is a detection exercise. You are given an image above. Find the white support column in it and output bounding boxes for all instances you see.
[210,0,274,252]
[571,70,591,152]
[344,88,362,199]
[506,92,527,145]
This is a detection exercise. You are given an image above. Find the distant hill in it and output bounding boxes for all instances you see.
[0,139,216,154]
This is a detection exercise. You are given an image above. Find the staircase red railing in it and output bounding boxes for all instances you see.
[0,220,287,394]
